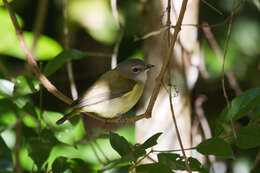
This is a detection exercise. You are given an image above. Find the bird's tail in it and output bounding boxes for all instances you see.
[56,109,81,125]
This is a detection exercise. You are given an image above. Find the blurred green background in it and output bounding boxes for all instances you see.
[0,0,259,172]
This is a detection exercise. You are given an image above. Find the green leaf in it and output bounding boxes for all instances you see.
[14,75,40,96]
[0,12,62,60]
[196,137,233,158]
[28,138,53,169]
[44,111,85,145]
[140,132,162,149]
[0,79,14,97]
[188,157,208,173]
[158,154,208,173]
[44,49,89,76]
[215,88,260,135]
[109,132,132,157]
[158,153,186,170]
[251,105,260,122]
[52,157,68,173]
[28,129,58,169]
[136,163,172,173]
[0,136,13,172]
[67,159,93,173]
[13,96,31,109]
[0,99,18,126]
[235,124,260,149]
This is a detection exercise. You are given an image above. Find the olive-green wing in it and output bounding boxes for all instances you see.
[72,70,136,109]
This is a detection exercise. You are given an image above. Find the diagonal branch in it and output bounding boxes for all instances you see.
[3,0,72,105]
[144,0,189,117]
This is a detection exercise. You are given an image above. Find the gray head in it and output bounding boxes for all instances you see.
[115,59,154,83]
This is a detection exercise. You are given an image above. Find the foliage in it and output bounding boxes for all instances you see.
[0,0,259,172]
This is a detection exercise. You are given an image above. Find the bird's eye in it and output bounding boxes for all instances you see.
[132,68,139,73]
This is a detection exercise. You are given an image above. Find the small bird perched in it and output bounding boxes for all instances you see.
[56,59,154,125]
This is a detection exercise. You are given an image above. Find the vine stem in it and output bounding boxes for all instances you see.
[168,69,192,173]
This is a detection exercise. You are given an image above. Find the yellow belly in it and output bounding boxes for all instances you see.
[81,83,144,118]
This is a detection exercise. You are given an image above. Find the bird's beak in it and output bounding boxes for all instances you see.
[145,64,155,70]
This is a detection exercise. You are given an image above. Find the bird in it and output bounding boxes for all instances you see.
[56,58,154,125]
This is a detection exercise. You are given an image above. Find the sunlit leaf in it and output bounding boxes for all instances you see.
[236,124,260,149]
[12,96,31,109]
[215,88,260,135]
[136,163,172,173]
[14,75,40,96]
[44,49,89,76]
[109,132,132,157]
[0,99,17,126]
[0,79,14,97]
[69,0,118,44]
[0,9,62,60]
[23,115,38,128]
[196,138,233,158]
[44,111,85,145]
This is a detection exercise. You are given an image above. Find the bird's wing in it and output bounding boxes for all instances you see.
[72,70,136,109]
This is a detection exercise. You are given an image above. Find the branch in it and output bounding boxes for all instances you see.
[144,0,189,117]
[3,0,72,105]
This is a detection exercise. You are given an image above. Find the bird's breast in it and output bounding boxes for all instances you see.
[81,83,145,118]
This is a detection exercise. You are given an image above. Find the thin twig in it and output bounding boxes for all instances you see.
[63,0,78,100]
[134,26,169,41]
[198,46,209,78]
[110,0,123,69]
[194,95,216,167]
[202,22,242,95]
[129,150,153,171]
[136,3,244,42]
[32,0,48,55]
[194,95,212,139]
[201,0,223,16]
[3,0,72,105]
[168,69,192,173]
[152,147,196,153]
[221,9,236,138]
